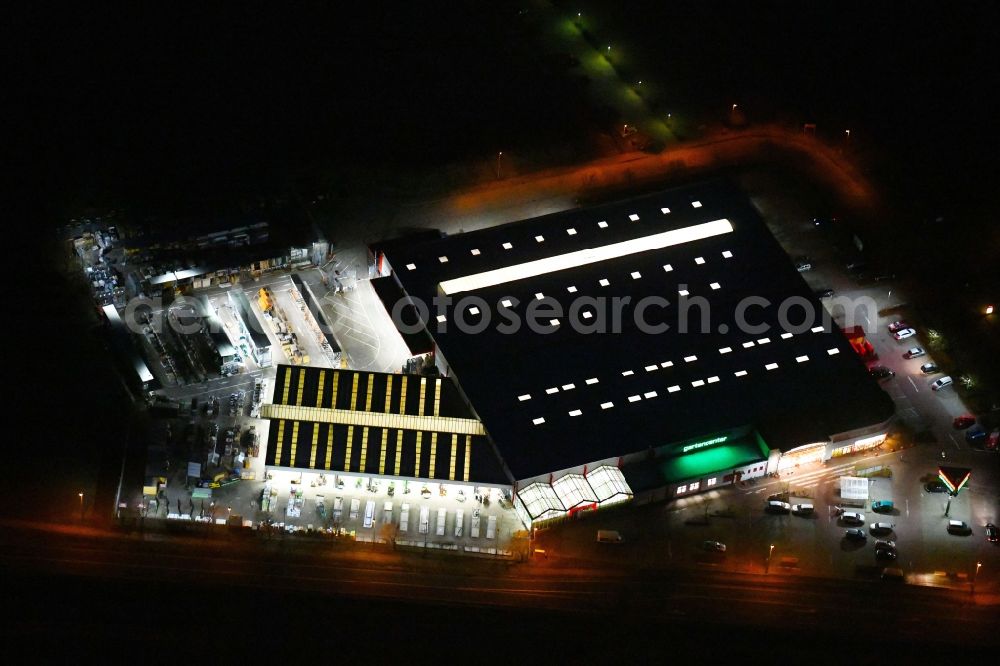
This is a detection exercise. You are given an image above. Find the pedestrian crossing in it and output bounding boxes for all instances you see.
[775,460,860,491]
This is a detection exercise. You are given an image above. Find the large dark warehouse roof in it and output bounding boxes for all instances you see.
[378,180,894,481]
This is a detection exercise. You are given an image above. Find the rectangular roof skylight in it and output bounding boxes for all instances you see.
[661,207,671,214]
[438,219,735,295]
[684,355,697,362]
[695,256,705,264]
[722,250,733,258]
[643,391,658,398]
[545,387,559,394]
[471,248,480,255]
[628,395,641,402]
[707,376,720,383]
[660,361,673,368]
[518,394,531,401]
[439,256,449,263]
[599,278,610,286]
[692,201,703,208]
[742,341,755,348]
[629,213,640,221]
[532,417,546,425]
[691,380,705,387]
[644,365,657,372]
[501,299,513,308]
[827,348,840,355]
[719,347,732,354]
[567,286,577,293]
[502,242,513,250]
[406,263,416,270]
[598,221,608,228]
[667,385,681,393]
[585,377,599,385]
[765,363,779,370]
[561,383,575,390]
[568,409,582,416]
[811,326,824,333]
[622,370,634,376]
[535,235,545,242]
[566,228,577,235]
[710,282,721,290]
[631,271,642,279]
[796,355,809,363]
[601,401,614,409]
[663,264,673,272]
[734,370,748,377]
[780,332,793,339]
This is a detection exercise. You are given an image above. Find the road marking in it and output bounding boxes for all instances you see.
[948,433,960,450]
[907,376,918,392]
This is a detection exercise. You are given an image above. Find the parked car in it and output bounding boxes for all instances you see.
[766,500,792,514]
[987,429,999,451]
[893,328,917,340]
[791,503,814,515]
[920,362,940,374]
[952,414,976,429]
[887,320,910,333]
[795,261,813,272]
[947,520,972,535]
[930,376,953,391]
[871,500,894,513]
[869,365,895,380]
[813,288,835,298]
[702,540,727,553]
[965,426,987,446]
[812,216,838,228]
[986,523,998,543]
[881,567,905,582]
[870,522,895,534]
[902,347,925,359]
[924,480,948,493]
[844,528,867,541]
[875,541,898,560]
[841,511,865,525]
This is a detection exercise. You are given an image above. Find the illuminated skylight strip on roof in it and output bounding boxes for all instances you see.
[439,256,449,263]
[692,201,703,208]
[663,264,673,272]
[643,391,658,398]
[765,362,779,370]
[710,282,721,290]
[628,395,641,403]
[566,228,577,235]
[601,401,614,409]
[518,394,531,401]
[757,337,770,344]
[660,361,674,368]
[406,263,416,270]
[501,299,513,308]
[644,365,657,372]
[533,417,546,425]
[667,385,681,393]
[742,341,755,348]
[661,207,671,214]
[502,242,513,250]
[780,332,793,339]
[629,213,640,221]
[811,325,824,333]
[622,370,634,377]
[535,235,545,242]
[827,348,840,355]
[598,221,608,228]
[561,383,575,390]
[545,387,559,394]
[691,379,705,387]
[631,271,642,279]
[706,376,720,383]
[438,219,735,295]
[567,286,577,293]
[719,347,732,354]
[585,377,599,385]
[722,250,733,258]
[734,370,748,377]
[796,355,809,363]
[695,256,705,265]
[684,355,698,362]
[471,248,480,256]
[436,315,447,323]
[568,409,582,417]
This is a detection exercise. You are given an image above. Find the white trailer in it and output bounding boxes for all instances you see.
[383,501,393,523]
[399,503,410,532]
[486,514,497,539]
[435,508,447,536]
[454,509,464,537]
[418,507,430,534]
[363,500,376,528]
[333,496,343,522]
[349,498,360,520]
[471,511,481,538]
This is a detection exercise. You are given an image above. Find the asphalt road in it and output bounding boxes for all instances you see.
[3,522,997,657]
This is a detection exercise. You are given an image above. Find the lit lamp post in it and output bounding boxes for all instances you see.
[496,151,503,179]
[766,544,774,574]
[972,561,982,595]
[78,492,84,521]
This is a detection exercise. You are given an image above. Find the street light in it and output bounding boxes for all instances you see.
[732,104,738,112]
[766,544,774,573]
[972,561,982,595]
[496,151,503,179]
[78,492,84,521]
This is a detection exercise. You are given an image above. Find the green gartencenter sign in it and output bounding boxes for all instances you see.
[682,435,728,453]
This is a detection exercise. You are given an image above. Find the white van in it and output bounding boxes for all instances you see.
[399,503,410,532]
[791,503,814,515]
[418,507,430,534]
[471,511,481,538]
[363,500,376,528]
[383,501,393,523]
[486,514,497,539]
[454,509,464,537]
[931,376,953,391]
[333,496,343,522]
[436,508,447,536]
[349,498,360,520]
